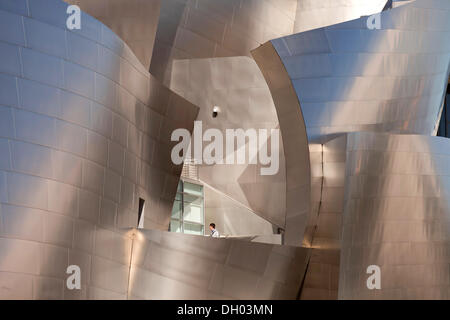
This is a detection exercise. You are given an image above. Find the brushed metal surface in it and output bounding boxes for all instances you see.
[170,56,286,230]
[252,42,310,246]
[300,248,340,300]
[0,0,198,299]
[252,0,450,300]
[65,0,161,69]
[155,0,402,245]
[300,137,347,299]
[2,0,450,301]
[260,0,450,144]
[340,132,450,299]
[150,0,389,86]
[0,227,311,299]
[129,228,310,299]
[150,0,298,86]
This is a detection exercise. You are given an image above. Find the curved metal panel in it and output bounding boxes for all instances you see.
[151,0,389,86]
[129,229,310,299]
[294,0,387,33]
[0,0,198,299]
[64,0,161,69]
[2,0,449,301]
[170,56,286,230]
[152,0,401,244]
[300,136,347,299]
[268,0,450,144]
[252,42,310,246]
[253,0,450,299]
[150,0,298,86]
[340,132,450,299]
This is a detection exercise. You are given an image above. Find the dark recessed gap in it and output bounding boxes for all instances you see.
[138,198,145,228]
[437,82,450,138]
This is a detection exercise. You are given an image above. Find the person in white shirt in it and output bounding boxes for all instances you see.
[209,223,220,238]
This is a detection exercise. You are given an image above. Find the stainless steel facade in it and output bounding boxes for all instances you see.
[65,0,161,69]
[170,56,286,232]
[150,0,298,86]
[0,0,313,300]
[299,137,347,299]
[151,0,407,245]
[252,43,311,246]
[0,0,198,299]
[2,0,450,301]
[258,0,450,144]
[150,0,303,238]
[340,132,450,299]
[129,228,310,299]
[252,0,450,300]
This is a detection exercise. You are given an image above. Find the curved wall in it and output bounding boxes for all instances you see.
[340,132,450,299]
[150,0,298,86]
[170,56,287,230]
[129,229,310,299]
[152,0,401,244]
[268,0,450,144]
[64,0,161,69]
[0,0,198,299]
[149,0,300,238]
[253,0,450,299]
[252,43,311,246]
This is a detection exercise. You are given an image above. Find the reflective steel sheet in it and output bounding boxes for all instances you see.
[340,132,450,299]
[266,0,450,144]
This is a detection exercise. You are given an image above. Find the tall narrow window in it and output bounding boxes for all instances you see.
[169,180,204,235]
[137,198,145,229]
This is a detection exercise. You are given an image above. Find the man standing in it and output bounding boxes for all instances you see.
[209,223,220,238]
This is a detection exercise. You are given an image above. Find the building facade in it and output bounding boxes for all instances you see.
[0,0,449,300]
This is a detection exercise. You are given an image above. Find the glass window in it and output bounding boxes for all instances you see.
[184,203,203,224]
[169,180,204,235]
[183,222,203,235]
[170,220,182,233]
[171,199,182,219]
[183,182,203,196]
